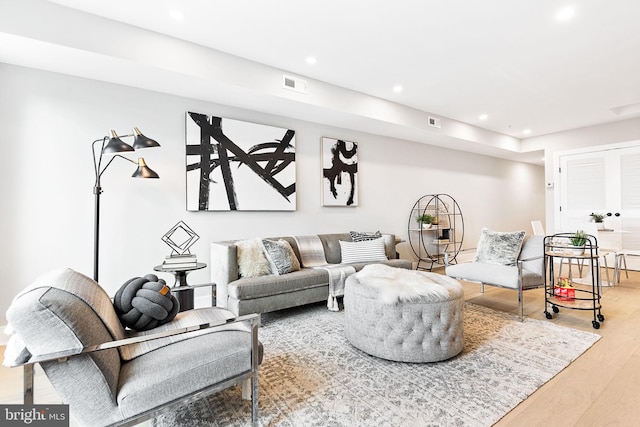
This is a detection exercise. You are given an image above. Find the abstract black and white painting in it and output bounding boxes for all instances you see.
[186,112,296,211]
[322,137,358,206]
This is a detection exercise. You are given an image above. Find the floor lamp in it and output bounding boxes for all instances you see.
[93,127,160,282]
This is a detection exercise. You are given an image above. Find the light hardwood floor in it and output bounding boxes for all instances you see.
[1,267,639,426]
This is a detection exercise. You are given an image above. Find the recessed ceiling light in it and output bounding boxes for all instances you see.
[478,114,488,121]
[169,10,184,20]
[523,129,532,135]
[556,6,575,21]
[392,85,403,93]
[306,56,317,65]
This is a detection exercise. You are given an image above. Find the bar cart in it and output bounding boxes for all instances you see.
[543,233,605,329]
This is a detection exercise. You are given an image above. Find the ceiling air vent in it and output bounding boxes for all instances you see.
[428,116,441,128]
[283,74,308,94]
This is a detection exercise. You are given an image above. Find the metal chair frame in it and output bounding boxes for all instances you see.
[15,314,261,427]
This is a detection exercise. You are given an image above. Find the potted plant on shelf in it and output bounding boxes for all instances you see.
[417,213,436,229]
[569,230,587,255]
[590,212,606,229]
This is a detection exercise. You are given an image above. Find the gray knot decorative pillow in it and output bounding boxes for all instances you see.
[113,274,180,331]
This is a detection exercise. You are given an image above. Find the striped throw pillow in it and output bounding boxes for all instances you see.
[339,238,388,263]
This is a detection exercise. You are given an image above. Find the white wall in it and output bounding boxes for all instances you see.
[0,63,545,328]
[523,118,640,232]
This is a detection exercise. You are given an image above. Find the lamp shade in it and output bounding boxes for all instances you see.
[132,157,159,178]
[132,127,161,150]
[103,130,135,154]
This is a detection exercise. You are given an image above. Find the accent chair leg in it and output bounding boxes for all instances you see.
[251,372,258,427]
[241,378,251,400]
[615,253,628,284]
[518,288,524,322]
[602,256,612,287]
[24,364,34,405]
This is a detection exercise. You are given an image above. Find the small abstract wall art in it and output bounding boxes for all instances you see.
[186,112,296,211]
[322,137,358,206]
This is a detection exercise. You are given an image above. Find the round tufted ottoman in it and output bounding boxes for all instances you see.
[344,264,464,363]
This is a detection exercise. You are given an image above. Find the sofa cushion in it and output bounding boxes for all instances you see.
[237,238,271,278]
[339,238,388,263]
[474,228,526,266]
[121,307,237,360]
[118,329,254,420]
[228,268,329,300]
[313,233,349,264]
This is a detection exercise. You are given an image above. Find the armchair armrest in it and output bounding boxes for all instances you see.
[518,254,544,263]
[16,313,261,407]
[444,247,476,267]
[14,313,260,367]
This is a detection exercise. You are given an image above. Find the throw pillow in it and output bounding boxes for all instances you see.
[340,237,388,263]
[237,238,272,278]
[474,228,526,266]
[279,239,301,271]
[113,274,180,331]
[350,230,383,242]
[262,239,301,275]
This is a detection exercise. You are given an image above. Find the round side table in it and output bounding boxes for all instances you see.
[154,262,206,312]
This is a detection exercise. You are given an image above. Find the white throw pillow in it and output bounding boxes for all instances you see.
[339,238,388,263]
[236,238,272,278]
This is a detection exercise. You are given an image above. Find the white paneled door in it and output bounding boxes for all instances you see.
[557,144,640,271]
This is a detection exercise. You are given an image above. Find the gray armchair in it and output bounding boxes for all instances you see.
[4,268,261,426]
[445,234,545,321]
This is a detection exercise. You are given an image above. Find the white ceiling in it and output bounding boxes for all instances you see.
[45,0,640,139]
[2,0,640,164]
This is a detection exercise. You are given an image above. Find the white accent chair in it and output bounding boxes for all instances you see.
[581,223,614,287]
[615,249,640,283]
[445,234,545,321]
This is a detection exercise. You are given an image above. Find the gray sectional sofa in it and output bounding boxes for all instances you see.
[210,233,411,315]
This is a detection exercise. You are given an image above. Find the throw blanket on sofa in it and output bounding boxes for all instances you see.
[293,234,329,267]
[320,264,356,311]
[293,235,355,311]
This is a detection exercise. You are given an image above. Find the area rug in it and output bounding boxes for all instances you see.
[153,302,600,427]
